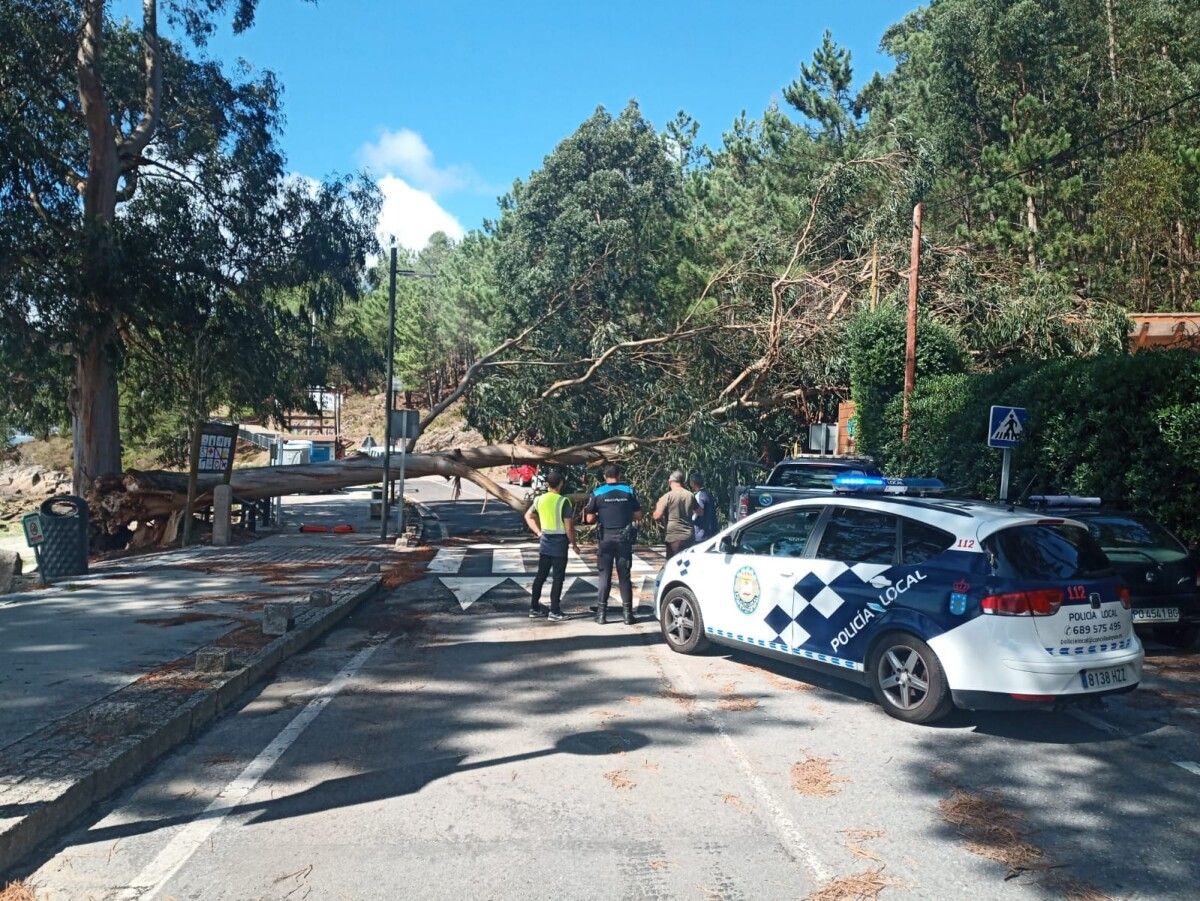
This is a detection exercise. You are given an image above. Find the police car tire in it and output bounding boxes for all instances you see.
[868,633,953,725]
[660,586,708,655]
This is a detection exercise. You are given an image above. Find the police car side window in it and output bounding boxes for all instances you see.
[900,518,956,565]
[736,509,822,557]
[815,507,898,565]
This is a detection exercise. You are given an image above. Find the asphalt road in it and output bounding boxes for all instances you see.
[22,499,1200,900]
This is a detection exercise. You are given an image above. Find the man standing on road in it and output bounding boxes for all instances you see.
[584,464,643,625]
[689,471,718,543]
[523,469,579,622]
[653,470,696,559]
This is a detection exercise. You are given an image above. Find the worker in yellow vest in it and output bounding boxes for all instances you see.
[523,469,581,621]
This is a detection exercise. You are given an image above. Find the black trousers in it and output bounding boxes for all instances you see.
[596,536,633,608]
[531,553,568,613]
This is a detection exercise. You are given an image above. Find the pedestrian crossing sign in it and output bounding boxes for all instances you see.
[988,405,1029,448]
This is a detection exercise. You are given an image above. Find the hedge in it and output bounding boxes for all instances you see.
[868,350,1200,546]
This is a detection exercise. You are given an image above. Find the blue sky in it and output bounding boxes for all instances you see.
[157,1,921,248]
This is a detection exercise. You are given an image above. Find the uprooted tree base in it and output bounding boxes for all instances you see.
[89,439,647,547]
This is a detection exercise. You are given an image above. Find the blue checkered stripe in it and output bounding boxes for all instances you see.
[706,627,864,672]
[1044,637,1134,657]
[758,561,892,661]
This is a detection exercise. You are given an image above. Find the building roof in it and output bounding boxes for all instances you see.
[1130,314,1200,351]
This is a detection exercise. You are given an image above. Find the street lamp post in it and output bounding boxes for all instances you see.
[379,241,437,543]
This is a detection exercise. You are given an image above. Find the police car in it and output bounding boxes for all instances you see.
[655,475,1143,724]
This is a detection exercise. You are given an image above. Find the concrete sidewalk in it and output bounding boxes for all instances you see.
[0,488,430,874]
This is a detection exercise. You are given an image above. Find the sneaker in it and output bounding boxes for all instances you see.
[529,606,548,618]
[548,611,566,622]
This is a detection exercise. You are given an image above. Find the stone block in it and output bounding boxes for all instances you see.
[85,701,141,737]
[0,548,22,594]
[212,484,232,547]
[262,602,294,636]
[307,588,333,608]
[194,648,233,674]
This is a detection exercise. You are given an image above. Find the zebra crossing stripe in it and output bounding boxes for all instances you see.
[492,547,527,573]
[566,546,590,574]
[427,547,466,574]
[439,577,509,610]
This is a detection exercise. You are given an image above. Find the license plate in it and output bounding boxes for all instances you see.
[1080,665,1129,690]
[1132,607,1179,624]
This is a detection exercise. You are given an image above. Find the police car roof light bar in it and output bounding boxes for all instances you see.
[833,474,946,495]
[1027,495,1102,508]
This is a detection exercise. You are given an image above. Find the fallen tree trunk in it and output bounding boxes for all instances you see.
[89,439,644,536]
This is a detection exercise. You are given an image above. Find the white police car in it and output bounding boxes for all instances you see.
[655,476,1143,724]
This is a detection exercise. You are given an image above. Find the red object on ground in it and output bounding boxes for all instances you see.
[332,524,355,533]
[298,523,356,534]
[299,524,330,533]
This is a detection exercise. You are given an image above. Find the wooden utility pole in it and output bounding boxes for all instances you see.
[902,202,923,442]
[381,239,398,542]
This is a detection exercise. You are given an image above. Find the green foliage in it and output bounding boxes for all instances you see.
[846,305,966,455]
[878,351,1200,545]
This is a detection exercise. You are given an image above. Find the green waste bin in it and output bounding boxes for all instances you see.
[37,495,90,581]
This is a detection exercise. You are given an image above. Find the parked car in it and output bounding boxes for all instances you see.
[1027,497,1199,648]
[506,463,538,487]
[731,456,883,522]
[656,475,1142,724]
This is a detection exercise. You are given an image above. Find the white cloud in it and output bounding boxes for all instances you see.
[377,174,464,252]
[360,127,477,195]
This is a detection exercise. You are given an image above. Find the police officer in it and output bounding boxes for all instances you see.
[584,463,643,625]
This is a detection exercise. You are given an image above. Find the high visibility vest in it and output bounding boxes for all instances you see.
[536,492,569,534]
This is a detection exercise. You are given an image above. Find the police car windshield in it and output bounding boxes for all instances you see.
[987,523,1110,581]
[774,465,866,490]
[1081,515,1187,563]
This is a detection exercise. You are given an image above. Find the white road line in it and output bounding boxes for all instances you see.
[492,547,527,574]
[116,636,389,901]
[427,547,466,574]
[630,554,657,574]
[439,577,508,611]
[657,651,831,882]
[1173,761,1200,777]
[566,546,590,574]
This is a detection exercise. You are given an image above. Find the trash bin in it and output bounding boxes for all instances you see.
[37,495,89,580]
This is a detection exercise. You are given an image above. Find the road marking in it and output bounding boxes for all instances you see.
[492,547,527,573]
[1066,707,1125,737]
[1174,761,1200,777]
[630,554,657,573]
[427,547,466,573]
[566,546,590,574]
[657,651,831,882]
[116,636,389,901]
[511,576,577,597]
[439,577,508,610]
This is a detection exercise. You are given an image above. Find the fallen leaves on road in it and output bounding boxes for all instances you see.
[717,681,760,712]
[659,688,696,711]
[841,828,886,862]
[205,754,236,765]
[762,669,813,693]
[623,695,644,706]
[805,867,899,901]
[133,658,211,694]
[604,769,635,790]
[135,611,239,628]
[1144,654,1200,683]
[790,755,848,797]
[939,788,1046,876]
[0,880,38,901]
[721,792,747,811]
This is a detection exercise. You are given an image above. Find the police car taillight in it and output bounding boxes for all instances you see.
[980,588,1064,617]
[1118,586,1131,610]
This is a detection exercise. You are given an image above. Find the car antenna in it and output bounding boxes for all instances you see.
[1008,474,1039,512]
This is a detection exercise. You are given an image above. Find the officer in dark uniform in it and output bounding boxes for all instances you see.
[584,463,643,625]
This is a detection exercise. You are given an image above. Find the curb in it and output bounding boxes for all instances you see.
[0,573,382,877]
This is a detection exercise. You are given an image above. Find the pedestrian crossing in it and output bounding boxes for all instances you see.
[427,543,665,611]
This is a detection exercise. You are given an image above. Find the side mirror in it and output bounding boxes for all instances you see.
[718,535,736,555]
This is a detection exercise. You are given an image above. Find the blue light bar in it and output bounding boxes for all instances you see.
[833,473,888,491]
[1028,495,1101,508]
[834,473,946,495]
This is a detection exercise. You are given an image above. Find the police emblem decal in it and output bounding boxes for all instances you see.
[733,566,761,615]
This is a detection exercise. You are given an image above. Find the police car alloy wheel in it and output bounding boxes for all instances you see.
[869,633,953,724]
[661,586,708,654]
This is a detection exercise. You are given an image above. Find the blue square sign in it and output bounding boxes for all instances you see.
[988,405,1030,448]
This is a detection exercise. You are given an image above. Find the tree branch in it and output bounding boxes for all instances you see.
[120,0,162,161]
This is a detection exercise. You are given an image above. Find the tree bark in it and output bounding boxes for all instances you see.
[70,0,162,495]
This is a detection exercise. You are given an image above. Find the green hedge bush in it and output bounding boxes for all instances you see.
[872,350,1200,546]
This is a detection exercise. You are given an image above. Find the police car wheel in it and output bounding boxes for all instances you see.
[868,633,953,724]
[660,587,708,655]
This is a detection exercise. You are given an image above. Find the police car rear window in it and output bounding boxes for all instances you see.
[987,524,1110,580]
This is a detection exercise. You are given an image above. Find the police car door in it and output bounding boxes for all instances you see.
[792,505,901,668]
[710,508,825,651]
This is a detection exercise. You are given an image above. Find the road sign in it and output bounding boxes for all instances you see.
[988,405,1029,449]
[21,512,44,547]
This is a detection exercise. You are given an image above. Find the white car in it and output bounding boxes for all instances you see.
[655,479,1143,723]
